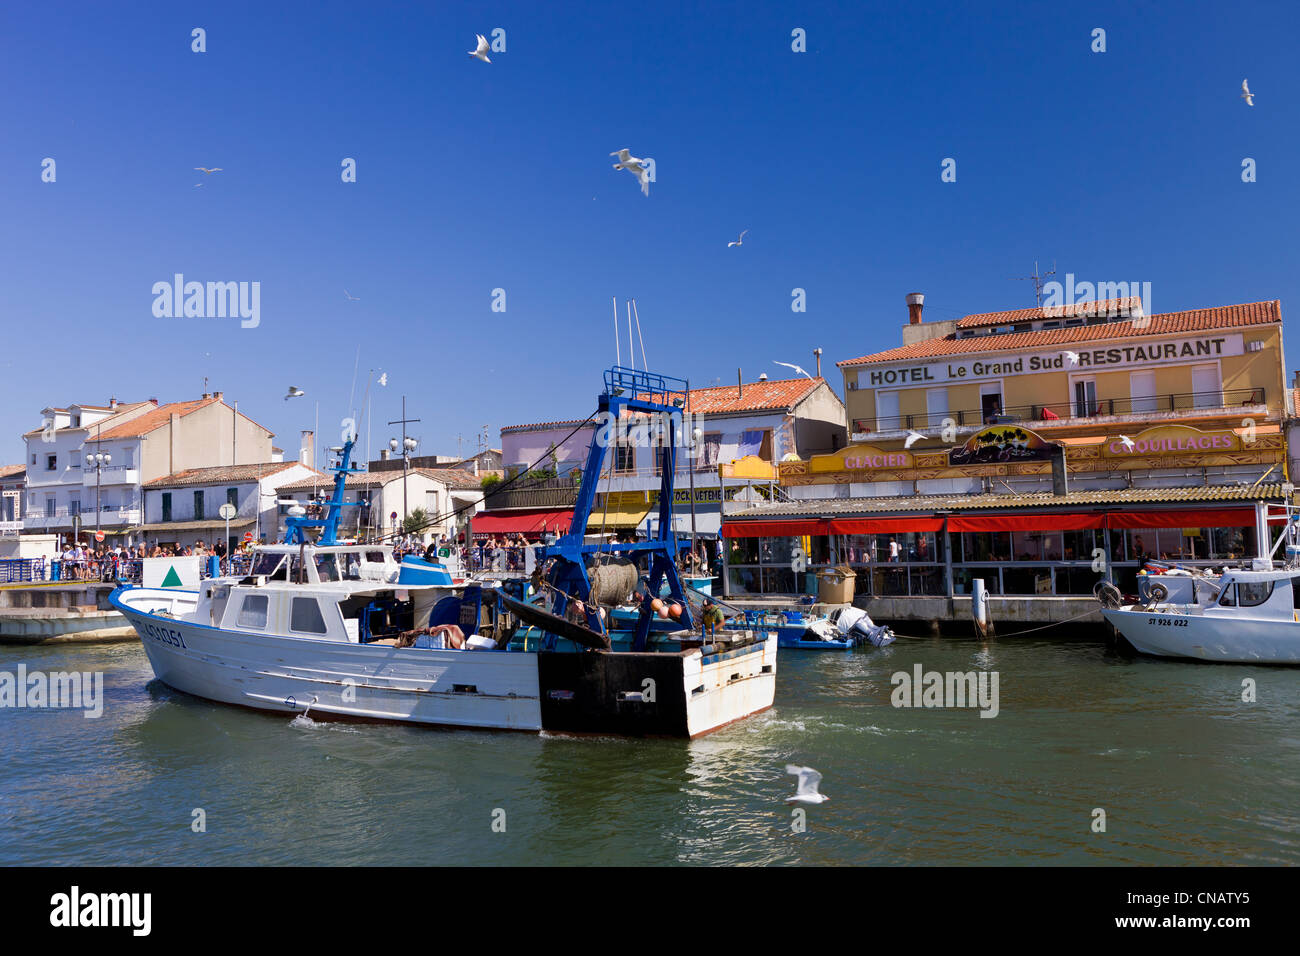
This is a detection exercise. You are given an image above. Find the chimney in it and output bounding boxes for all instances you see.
[907,293,925,325]
[202,391,211,399]
[813,348,822,378]
[737,368,743,399]
[1293,371,1300,390]
[300,430,314,468]
[213,390,223,401]
[380,448,390,461]
[109,396,118,410]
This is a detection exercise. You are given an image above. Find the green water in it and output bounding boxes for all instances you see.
[2,635,1297,865]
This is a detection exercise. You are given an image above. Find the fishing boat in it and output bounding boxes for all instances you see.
[111,367,776,736]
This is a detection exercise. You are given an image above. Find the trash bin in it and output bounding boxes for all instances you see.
[816,566,856,604]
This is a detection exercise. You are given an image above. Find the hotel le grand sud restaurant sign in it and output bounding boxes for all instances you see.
[856,334,1246,388]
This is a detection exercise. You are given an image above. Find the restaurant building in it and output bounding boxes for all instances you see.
[721,295,1289,604]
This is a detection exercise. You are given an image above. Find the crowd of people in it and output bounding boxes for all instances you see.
[53,538,256,582]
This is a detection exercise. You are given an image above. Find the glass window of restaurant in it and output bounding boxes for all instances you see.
[726,529,945,597]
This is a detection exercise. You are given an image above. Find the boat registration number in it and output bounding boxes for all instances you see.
[1147,617,1188,627]
[143,622,188,648]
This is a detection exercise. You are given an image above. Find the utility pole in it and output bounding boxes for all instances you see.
[388,397,420,535]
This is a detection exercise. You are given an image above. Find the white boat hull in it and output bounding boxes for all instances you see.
[118,588,543,730]
[1103,607,1300,664]
[115,587,777,736]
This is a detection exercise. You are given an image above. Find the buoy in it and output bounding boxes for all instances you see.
[656,605,670,619]
[651,597,664,612]
[668,603,682,619]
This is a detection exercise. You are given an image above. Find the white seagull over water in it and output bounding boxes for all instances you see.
[728,229,749,248]
[194,167,223,175]
[773,360,812,379]
[285,386,305,401]
[1241,79,1254,106]
[610,149,650,196]
[344,290,360,301]
[785,765,829,804]
[469,34,491,62]
[904,430,925,449]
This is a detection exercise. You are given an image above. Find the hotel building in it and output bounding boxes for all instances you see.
[721,295,1288,604]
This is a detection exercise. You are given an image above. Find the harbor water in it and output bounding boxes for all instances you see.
[2,634,1297,866]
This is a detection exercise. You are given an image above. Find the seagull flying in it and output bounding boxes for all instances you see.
[728,229,749,248]
[285,386,305,401]
[194,167,223,174]
[344,290,360,301]
[772,360,812,379]
[377,373,388,387]
[610,149,650,196]
[1118,434,1135,451]
[469,34,491,63]
[904,430,925,449]
[1241,79,1254,107]
[1064,350,1080,366]
[785,765,829,805]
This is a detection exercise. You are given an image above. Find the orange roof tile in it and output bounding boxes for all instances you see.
[91,398,220,439]
[0,464,25,480]
[144,461,308,487]
[839,300,1281,367]
[956,297,1142,329]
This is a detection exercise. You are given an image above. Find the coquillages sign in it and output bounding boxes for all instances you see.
[1100,425,1241,458]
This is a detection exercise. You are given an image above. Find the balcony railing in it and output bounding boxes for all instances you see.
[855,387,1265,435]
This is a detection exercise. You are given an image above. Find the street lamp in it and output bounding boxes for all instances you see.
[389,435,418,535]
[90,451,111,540]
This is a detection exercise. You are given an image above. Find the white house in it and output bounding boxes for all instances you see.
[140,461,321,551]
[22,392,277,547]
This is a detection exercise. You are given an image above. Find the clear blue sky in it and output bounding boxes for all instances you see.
[3,0,1296,465]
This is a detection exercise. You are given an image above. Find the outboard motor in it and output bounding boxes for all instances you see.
[832,606,896,648]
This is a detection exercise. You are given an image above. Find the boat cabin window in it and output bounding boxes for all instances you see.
[314,554,341,582]
[1292,578,1300,610]
[343,553,363,580]
[366,551,386,564]
[237,594,269,629]
[251,553,286,578]
[290,597,329,634]
[1219,580,1274,608]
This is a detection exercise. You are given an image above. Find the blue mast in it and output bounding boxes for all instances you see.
[540,366,695,650]
[283,438,364,546]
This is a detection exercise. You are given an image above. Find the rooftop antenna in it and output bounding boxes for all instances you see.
[632,299,648,370]
[1012,259,1057,307]
[627,301,635,371]
[612,296,621,366]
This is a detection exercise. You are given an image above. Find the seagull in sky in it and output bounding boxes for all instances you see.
[285,386,305,401]
[772,360,812,379]
[1118,435,1135,451]
[785,765,829,805]
[904,430,925,449]
[610,149,650,196]
[377,373,388,386]
[728,229,749,248]
[344,290,360,301]
[194,167,222,175]
[1064,350,1080,366]
[469,34,491,63]
[1241,79,1254,106]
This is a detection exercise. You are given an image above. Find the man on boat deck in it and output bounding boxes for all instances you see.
[701,600,725,637]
